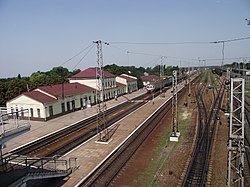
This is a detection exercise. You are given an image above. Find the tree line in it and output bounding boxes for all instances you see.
[224,61,250,69]
[0,64,179,106]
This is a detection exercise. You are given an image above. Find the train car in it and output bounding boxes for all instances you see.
[146,77,172,93]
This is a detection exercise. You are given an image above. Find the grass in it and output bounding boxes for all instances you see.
[245,85,250,99]
[135,111,190,187]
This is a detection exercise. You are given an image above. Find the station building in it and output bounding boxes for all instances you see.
[7,83,96,121]
[7,67,137,121]
[116,74,138,93]
[69,67,127,99]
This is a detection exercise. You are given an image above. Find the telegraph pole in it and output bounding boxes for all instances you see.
[93,40,110,143]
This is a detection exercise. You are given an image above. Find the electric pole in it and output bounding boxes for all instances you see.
[93,40,110,143]
[170,70,179,142]
[227,78,245,187]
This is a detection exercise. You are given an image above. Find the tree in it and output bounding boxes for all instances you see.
[5,79,27,102]
[17,74,21,79]
[0,82,7,106]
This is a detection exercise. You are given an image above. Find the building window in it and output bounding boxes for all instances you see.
[49,106,53,116]
[61,103,65,113]
[30,108,34,117]
[37,109,41,118]
[67,101,70,111]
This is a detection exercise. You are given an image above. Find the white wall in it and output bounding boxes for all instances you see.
[69,79,97,89]
[7,95,46,118]
[70,77,116,90]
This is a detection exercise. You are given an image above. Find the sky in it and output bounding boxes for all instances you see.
[0,0,250,78]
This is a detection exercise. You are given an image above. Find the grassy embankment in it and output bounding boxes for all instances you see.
[136,108,191,186]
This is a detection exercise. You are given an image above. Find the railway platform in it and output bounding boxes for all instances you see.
[3,73,198,186]
[59,80,190,187]
[2,89,147,154]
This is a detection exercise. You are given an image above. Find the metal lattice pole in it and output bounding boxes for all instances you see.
[94,40,109,142]
[227,78,245,187]
[170,70,179,141]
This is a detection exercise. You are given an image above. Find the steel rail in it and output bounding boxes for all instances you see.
[181,76,224,187]
[79,89,186,187]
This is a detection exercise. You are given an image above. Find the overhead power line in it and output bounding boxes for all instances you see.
[110,36,250,45]
[61,44,94,66]
[210,36,250,43]
[72,44,95,70]
[109,41,210,45]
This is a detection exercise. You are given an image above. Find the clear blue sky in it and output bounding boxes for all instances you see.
[0,0,250,78]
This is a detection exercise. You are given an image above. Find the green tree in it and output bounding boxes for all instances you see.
[5,79,27,102]
[0,82,7,106]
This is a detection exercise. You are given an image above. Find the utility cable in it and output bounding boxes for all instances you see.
[72,44,95,70]
[61,44,94,66]
[109,41,210,45]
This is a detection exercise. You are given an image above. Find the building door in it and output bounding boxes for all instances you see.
[61,103,65,113]
[80,98,83,108]
[72,100,75,111]
[37,109,41,118]
[67,102,70,111]
[49,106,53,117]
[30,108,34,118]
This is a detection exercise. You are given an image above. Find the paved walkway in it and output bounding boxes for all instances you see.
[2,89,147,154]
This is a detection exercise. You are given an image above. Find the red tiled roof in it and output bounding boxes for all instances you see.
[70,67,115,79]
[37,83,95,98]
[118,75,136,82]
[140,75,160,82]
[23,91,57,104]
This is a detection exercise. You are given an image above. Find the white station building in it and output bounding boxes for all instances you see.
[7,67,138,121]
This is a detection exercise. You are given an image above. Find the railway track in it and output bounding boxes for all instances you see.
[181,74,224,186]
[79,88,186,187]
[0,75,197,187]
[2,86,174,162]
[4,94,153,158]
[244,100,250,184]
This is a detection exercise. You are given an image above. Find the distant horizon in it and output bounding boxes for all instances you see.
[1,62,246,79]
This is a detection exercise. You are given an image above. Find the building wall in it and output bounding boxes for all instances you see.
[116,77,138,93]
[7,91,97,121]
[69,79,97,89]
[70,77,117,90]
[7,95,46,119]
[128,81,138,93]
